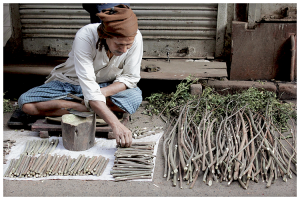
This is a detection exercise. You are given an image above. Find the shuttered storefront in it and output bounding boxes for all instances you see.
[19,3,222,59]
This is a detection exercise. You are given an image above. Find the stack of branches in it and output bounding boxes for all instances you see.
[146,78,296,189]
[130,126,163,139]
[3,139,16,164]
[111,142,156,181]
[22,139,59,155]
[4,153,109,178]
[162,96,296,189]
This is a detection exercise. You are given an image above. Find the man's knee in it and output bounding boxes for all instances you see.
[110,88,142,114]
[22,103,39,115]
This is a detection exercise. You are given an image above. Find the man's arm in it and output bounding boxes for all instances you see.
[100,82,127,97]
[89,100,132,147]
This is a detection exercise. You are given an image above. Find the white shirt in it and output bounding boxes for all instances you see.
[45,23,143,107]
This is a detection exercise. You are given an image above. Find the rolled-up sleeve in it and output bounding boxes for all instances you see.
[73,29,106,108]
[114,32,143,89]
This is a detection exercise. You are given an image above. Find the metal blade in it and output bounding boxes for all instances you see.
[67,108,94,118]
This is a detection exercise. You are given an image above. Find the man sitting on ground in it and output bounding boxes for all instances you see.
[18,5,143,148]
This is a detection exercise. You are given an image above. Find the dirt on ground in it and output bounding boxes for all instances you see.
[2,101,297,197]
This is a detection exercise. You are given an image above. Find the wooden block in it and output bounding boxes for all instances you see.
[39,131,49,138]
[108,132,114,139]
[61,114,96,151]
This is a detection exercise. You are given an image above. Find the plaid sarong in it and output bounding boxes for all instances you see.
[18,80,142,114]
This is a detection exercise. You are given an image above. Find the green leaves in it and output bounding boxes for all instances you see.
[145,79,296,130]
[145,76,198,117]
[3,93,14,113]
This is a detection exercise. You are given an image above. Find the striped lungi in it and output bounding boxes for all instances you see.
[18,80,142,114]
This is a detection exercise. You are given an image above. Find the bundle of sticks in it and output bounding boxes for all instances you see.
[163,100,297,189]
[22,139,59,155]
[111,142,156,181]
[131,126,163,139]
[4,153,109,178]
[3,139,16,164]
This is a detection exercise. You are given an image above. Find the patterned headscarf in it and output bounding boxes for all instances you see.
[98,4,138,38]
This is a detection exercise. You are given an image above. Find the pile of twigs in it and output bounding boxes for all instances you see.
[163,99,297,189]
[111,142,156,181]
[131,126,163,139]
[22,139,59,155]
[3,139,16,164]
[4,153,109,178]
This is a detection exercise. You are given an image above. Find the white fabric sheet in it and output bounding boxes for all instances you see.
[3,131,163,181]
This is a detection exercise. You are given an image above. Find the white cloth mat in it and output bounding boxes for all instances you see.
[3,131,163,181]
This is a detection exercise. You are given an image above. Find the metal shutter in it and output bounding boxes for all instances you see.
[19,3,88,56]
[19,3,219,58]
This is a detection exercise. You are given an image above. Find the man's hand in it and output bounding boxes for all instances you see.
[89,100,132,147]
[112,123,132,147]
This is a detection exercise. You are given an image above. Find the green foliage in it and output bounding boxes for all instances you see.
[145,78,296,130]
[145,76,198,118]
[3,93,14,113]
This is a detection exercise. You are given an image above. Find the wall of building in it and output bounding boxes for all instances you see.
[229,3,297,81]
[3,3,297,81]
[3,3,12,47]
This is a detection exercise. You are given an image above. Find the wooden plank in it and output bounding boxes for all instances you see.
[141,70,226,80]
[31,113,130,133]
[4,59,227,80]
[4,66,54,76]
[142,59,226,69]
[32,119,113,132]
[141,59,227,80]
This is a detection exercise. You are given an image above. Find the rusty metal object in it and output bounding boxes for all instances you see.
[290,34,296,81]
[144,64,161,72]
[230,21,297,81]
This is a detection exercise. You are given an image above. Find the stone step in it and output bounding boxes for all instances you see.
[190,80,297,100]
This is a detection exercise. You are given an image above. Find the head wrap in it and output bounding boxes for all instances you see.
[98,4,138,38]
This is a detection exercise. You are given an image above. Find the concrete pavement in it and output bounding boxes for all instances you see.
[2,101,297,197]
